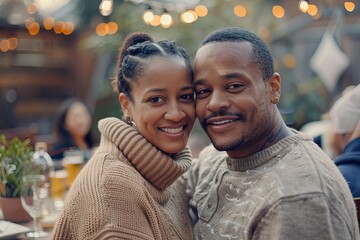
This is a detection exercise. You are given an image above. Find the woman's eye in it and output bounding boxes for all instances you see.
[149,97,164,104]
[180,94,194,102]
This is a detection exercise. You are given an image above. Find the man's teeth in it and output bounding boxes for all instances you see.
[161,126,183,134]
[211,120,234,125]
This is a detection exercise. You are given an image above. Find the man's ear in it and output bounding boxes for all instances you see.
[119,93,131,117]
[269,72,281,97]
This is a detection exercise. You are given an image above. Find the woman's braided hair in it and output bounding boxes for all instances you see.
[112,32,192,102]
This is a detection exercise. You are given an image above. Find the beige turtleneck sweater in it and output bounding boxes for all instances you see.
[52,117,193,240]
[186,130,359,240]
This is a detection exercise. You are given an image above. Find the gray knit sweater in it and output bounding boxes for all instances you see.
[186,130,359,240]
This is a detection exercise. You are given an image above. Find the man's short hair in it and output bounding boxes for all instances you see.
[200,27,274,81]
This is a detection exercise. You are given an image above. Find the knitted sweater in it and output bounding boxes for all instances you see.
[186,130,359,240]
[52,117,193,240]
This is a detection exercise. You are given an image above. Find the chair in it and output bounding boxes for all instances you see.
[354,197,360,230]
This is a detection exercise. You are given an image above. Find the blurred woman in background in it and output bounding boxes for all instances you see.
[51,98,96,161]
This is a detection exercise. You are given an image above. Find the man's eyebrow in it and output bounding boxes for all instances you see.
[222,72,243,79]
[194,72,245,86]
[194,79,205,87]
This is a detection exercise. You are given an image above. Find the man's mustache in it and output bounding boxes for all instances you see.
[201,110,247,129]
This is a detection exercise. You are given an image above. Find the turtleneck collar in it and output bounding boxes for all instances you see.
[98,117,192,190]
[226,130,312,172]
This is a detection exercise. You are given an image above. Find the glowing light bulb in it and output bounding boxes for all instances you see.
[181,10,197,23]
[344,2,356,12]
[99,0,113,17]
[307,4,318,16]
[272,5,285,18]
[160,13,172,26]
[234,5,247,17]
[143,10,154,23]
[195,5,208,17]
[298,0,309,13]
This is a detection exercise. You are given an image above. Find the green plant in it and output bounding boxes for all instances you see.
[0,135,34,198]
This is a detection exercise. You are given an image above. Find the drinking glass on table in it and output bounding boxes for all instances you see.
[21,174,49,238]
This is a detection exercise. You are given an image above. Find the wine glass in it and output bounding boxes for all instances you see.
[21,174,49,238]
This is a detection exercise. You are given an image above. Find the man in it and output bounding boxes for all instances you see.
[329,84,360,197]
[186,27,359,239]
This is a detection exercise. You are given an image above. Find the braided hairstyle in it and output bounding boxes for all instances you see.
[200,27,274,82]
[112,32,193,102]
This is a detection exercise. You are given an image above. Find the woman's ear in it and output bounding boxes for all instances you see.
[119,93,131,117]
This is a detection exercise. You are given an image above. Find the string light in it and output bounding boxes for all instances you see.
[63,22,75,35]
[150,15,161,26]
[194,5,208,17]
[181,10,198,23]
[54,21,65,34]
[143,9,154,23]
[344,1,356,12]
[234,5,247,17]
[99,0,113,17]
[298,0,309,13]
[272,5,285,18]
[43,17,55,30]
[160,12,173,26]
[307,4,318,16]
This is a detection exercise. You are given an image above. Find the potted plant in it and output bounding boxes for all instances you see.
[0,135,33,223]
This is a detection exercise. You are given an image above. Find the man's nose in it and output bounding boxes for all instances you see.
[206,91,230,112]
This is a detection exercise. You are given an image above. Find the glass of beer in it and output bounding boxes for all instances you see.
[63,155,83,188]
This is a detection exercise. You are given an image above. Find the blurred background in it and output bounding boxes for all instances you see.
[0,0,359,146]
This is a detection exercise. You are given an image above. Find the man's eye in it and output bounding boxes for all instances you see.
[228,83,243,89]
[195,89,207,95]
[195,89,210,98]
[149,97,164,103]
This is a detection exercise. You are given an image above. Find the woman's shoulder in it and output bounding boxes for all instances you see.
[90,152,147,189]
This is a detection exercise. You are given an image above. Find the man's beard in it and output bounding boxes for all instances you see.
[201,110,249,151]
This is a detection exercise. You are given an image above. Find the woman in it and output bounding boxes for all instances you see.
[51,98,96,161]
[52,32,195,239]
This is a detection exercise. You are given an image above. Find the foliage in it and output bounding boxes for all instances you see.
[0,135,34,198]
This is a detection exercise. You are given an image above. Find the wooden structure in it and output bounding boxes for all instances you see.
[0,26,97,136]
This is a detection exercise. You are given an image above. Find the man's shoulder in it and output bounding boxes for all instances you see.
[198,144,226,160]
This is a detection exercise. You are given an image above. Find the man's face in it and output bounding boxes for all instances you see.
[194,41,276,157]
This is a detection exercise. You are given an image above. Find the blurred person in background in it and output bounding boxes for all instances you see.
[301,85,356,160]
[329,84,360,197]
[52,32,195,239]
[51,98,96,162]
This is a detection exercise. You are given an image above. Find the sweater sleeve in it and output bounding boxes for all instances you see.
[252,193,353,240]
[51,153,161,240]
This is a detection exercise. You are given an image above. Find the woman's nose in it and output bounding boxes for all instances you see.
[164,105,186,122]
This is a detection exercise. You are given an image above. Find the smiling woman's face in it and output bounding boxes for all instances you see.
[120,56,195,154]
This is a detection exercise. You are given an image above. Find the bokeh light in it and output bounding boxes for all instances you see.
[344,2,356,12]
[143,10,154,23]
[194,5,208,17]
[234,5,247,17]
[43,17,55,30]
[272,5,285,18]
[108,22,118,34]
